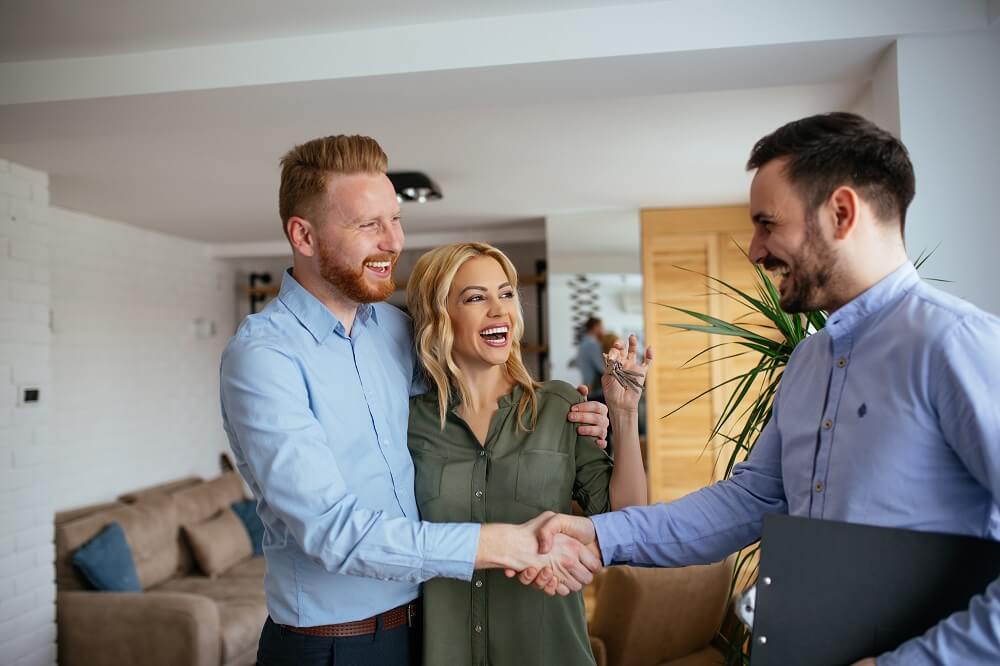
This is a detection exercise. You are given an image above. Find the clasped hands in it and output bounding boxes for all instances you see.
[503,512,601,596]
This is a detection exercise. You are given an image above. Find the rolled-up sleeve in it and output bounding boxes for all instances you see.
[221,340,480,583]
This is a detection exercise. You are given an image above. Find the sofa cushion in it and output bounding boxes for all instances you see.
[230,499,264,556]
[184,509,253,577]
[56,494,182,591]
[155,571,266,602]
[172,472,247,528]
[117,476,203,503]
[55,501,125,526]
[218,599,268,664]
[224,556,266,580]
[154,571,266,664]
[71,522,141,592]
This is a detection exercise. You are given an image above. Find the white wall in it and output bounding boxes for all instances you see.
[49,208,235,508]
[0,157,236,665]
[546,210,641,274]
[892,27,1000,314]
[547,273,644,385]
[545,210,644,382]
[869,43,901,138]
[0,160,56,666]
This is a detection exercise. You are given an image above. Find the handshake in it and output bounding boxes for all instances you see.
[476,512,603,596]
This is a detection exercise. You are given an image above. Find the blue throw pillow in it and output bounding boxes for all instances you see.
[231,499,264,556]
[71,521,141,592]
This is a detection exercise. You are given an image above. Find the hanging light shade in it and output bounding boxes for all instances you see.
[387,171,443,203]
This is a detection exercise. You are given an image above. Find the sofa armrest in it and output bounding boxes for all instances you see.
[590,635,607,666]
[58,590,222,666]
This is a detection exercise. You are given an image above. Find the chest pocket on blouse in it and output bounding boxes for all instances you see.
[411,451,447,508]
[515,450,571,512]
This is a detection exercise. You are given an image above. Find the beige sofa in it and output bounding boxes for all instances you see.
[55,473,266,666]
[588,557,735,666]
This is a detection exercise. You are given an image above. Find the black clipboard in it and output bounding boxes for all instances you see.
[750,514,1000,666]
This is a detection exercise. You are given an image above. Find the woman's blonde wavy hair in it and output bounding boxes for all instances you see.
[407,242,540,430]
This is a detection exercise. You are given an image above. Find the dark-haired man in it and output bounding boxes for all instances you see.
[527,113,1000,665]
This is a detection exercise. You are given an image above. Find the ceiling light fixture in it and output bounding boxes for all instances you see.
[387,171,443,203]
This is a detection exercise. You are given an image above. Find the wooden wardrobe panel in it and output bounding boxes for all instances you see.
[642,207,758,503]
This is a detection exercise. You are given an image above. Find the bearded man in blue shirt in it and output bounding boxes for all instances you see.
[220,135,608,666]
[527,112,1000,665]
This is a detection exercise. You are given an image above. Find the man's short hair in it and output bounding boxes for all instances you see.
[746,112,916,234]
[583,316,602,333]
[278,135,389,238]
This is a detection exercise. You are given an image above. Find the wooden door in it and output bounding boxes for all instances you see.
[641,206,763,504]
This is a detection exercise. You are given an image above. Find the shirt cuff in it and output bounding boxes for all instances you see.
[421,522,481,581]
[591,511,635,566]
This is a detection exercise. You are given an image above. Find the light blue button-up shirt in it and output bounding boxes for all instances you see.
[592,262,1000,664]
[220,270,480,626]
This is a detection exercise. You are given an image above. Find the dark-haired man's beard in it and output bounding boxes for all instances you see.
[772,224,836,314]
[318,249,396,304]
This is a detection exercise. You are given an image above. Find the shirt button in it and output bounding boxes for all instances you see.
[822,419,833,430]
[475,490,483,498]
[475,625,482,633]
[479,450,486,457]
[836,358,848,368]
[475,580,483,588]
[815,482,824,492]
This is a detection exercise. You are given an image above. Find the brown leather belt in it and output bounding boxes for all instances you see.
[281,602,418,638]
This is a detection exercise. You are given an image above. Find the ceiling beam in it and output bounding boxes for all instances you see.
[0,0,988,106]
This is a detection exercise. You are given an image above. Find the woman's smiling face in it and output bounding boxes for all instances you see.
[446,256,518,369]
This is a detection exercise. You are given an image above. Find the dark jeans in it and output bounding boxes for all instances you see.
[257,615,420,666]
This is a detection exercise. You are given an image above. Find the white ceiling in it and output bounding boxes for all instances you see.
[0,0,644,62]
[0,0,992,247]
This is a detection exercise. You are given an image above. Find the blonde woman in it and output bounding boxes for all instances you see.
[406,242,651,666]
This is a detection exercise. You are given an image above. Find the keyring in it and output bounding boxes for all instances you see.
[604,356,645,393]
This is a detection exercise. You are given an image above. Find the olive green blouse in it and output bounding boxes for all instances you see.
[408,380,614,666]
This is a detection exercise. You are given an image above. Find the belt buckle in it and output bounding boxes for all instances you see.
[407,604,416,627]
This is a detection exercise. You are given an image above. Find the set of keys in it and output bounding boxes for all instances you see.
[604,356,645,393]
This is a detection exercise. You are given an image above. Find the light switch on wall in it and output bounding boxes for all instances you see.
[17,386,41,407]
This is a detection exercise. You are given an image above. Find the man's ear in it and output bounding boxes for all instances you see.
[828,185,861,241]
[286,216,316,257]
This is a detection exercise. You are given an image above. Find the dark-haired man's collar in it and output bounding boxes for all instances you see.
[823,262,918,341]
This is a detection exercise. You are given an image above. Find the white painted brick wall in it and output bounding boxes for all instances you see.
[0,161,55,666]
[0,157,236,665]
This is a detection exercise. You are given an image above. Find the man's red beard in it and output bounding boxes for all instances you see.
[318,249,397,304]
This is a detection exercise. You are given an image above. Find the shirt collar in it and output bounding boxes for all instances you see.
[823,262,919,340]
[431,381,523,411]
[277,269,379,344]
